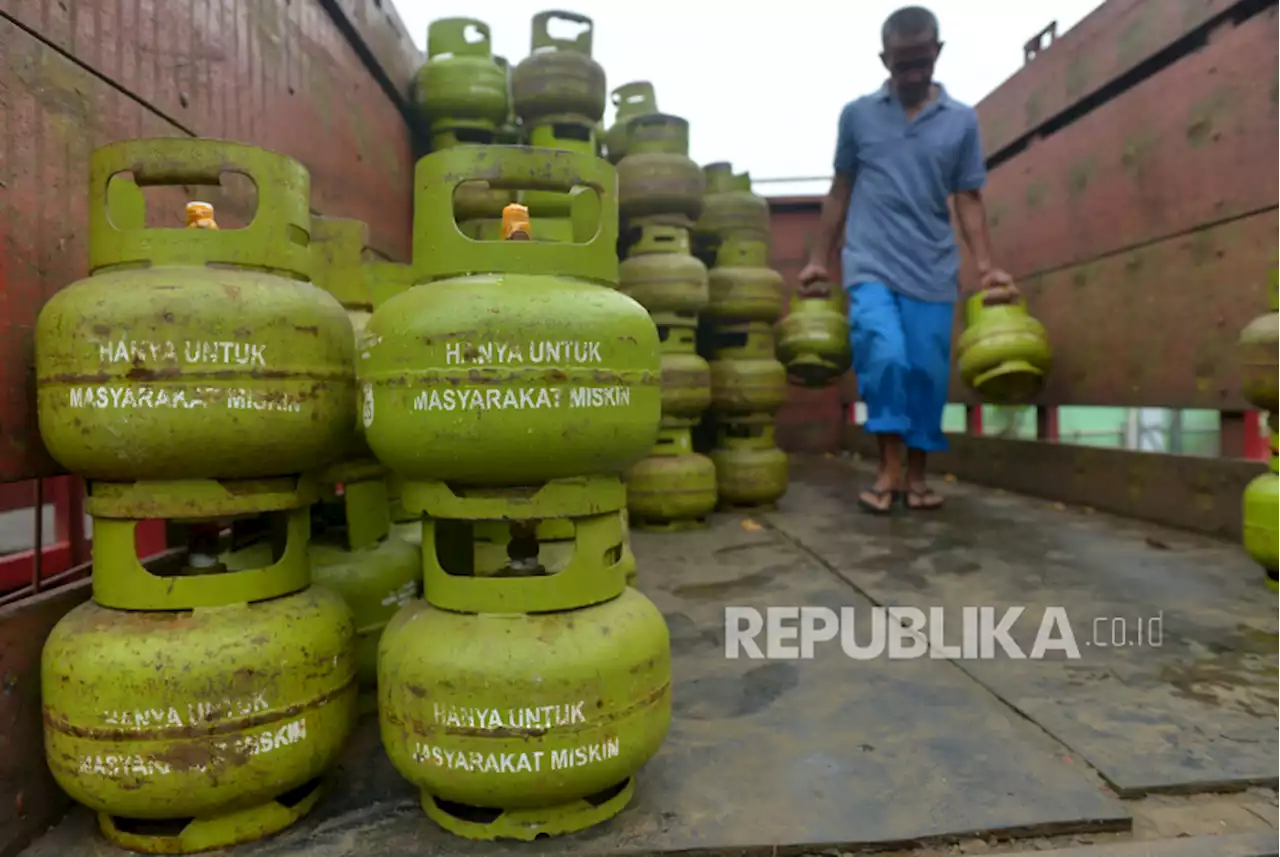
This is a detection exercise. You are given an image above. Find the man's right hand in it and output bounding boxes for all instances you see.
[797,262,832,297]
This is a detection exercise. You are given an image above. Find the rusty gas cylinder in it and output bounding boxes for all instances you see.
[706,322,787,418]
[605,81,658,164]
[618,225,709,315]
[359,146,661,485]
[695,164,770,250]
[705,237,784,324]
[616,114,704,224]
[775,288,852,388]
[957,291,1053,405]
[415,18,508,131]
[512,11,607,127]
[710,419,788,510]
[36,139,356,481]
[625,426,717,529]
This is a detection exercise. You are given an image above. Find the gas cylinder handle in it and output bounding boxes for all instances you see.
[612,81,657,113]
[88,138,312,278]
[412,146,618,284]
[427,18,493,59]
[631,224,691,256]
[311,216,373,308]
[530,10,594,55]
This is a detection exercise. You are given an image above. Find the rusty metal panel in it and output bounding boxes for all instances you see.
[324,0,424,103]
[768,200,846,453]
[0,19,194,481]
[1,0,414,259]
[0,578,91,857]
[841,425,1265,539]
[0,0,416,484]
[983,7,1278,280]
[1021,210,1276,409]
[976,0,1241,157]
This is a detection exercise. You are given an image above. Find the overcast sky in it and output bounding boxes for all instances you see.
[397,1,1107,196]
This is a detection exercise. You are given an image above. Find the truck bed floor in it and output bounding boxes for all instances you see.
[21,456,1278,857]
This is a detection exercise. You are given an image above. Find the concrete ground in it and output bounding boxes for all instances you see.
[21,455,1279,857]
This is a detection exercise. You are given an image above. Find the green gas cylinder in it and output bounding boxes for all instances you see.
[776,288,852,388]
[35,140,359,853]
[957,291,1053,404]
[415,18,508,132]
[710,419,789,510]
[1243,453,1278,592]
[522,121,600,241]
[707,322,788,417]
[695,163,771,249]
[379,478,670,840]
[360,147,661,485]
[705,237,784,324]
[618,225,709,314]
[1239,257,1280,590]
[655,312,712,425]
[616,114,704,224]
[43,576,357,853]
[605,81,658,164]
[36,140,356,481]
[512,11,606,127]
[625,426,717,529]
[311,469,420,694]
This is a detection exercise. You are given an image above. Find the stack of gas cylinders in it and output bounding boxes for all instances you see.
[416,12,609,241]
[693,164,791,510]
[1239,265,1279,591]
[608,84,718,530]
[36,140,366,854]
[362,149,671,840]
[27,7,880,852]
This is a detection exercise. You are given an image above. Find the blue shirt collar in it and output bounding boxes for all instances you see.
[876,81,952,107]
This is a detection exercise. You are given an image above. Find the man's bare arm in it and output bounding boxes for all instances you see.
[808,173,853,270]
[952,189,993,282]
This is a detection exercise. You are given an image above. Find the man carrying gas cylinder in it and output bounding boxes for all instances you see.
[797,5,1017,514]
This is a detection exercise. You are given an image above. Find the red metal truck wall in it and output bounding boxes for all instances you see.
[0,2,420,853]
[962,2,1278,413]
[0,0,417,483]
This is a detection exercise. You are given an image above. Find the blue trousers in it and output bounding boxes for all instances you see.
[845,281,954,453]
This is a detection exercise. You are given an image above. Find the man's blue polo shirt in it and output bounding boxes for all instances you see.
[835,82,987,304]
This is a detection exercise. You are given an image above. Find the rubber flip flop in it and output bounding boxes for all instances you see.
[903,488,945,511]
[857,487,898,515]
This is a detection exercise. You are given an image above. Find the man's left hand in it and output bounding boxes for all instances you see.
[978,267,1019,305]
